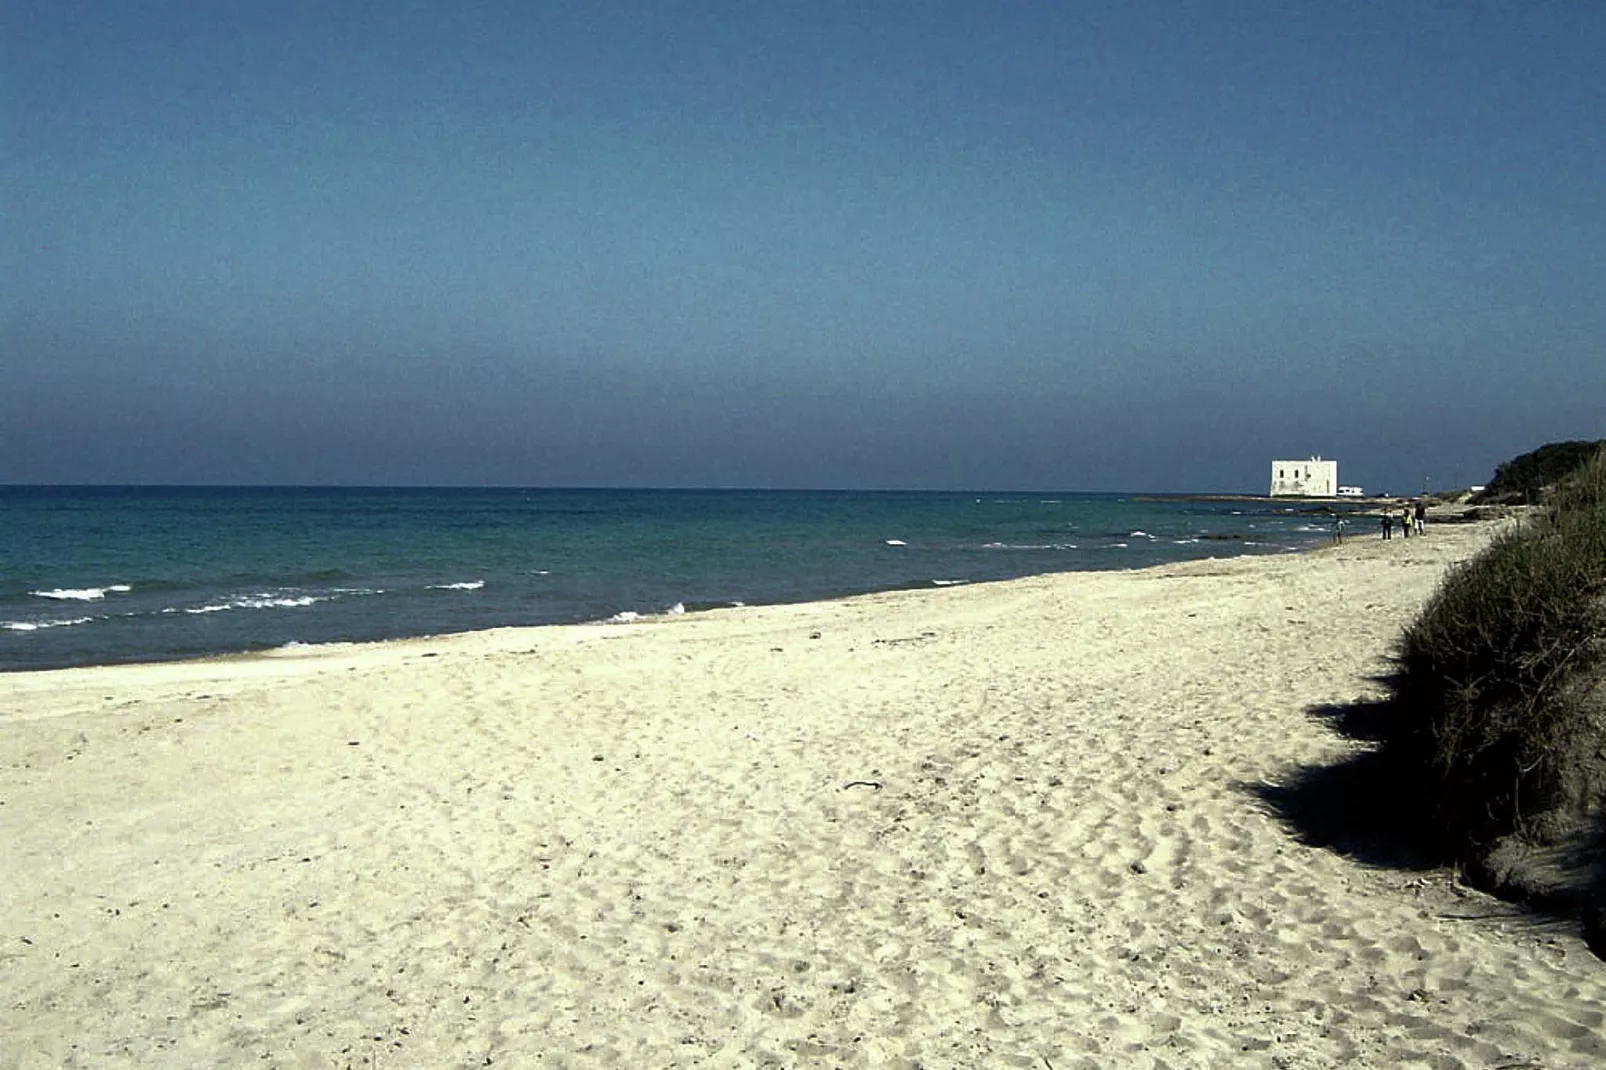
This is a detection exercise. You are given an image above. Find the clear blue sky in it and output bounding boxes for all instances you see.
[5,1,1602,492]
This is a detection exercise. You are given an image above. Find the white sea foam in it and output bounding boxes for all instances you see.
[931,579,967,586]
[185,595,322,615]
[884,539,907,547]
[597,600,689,624]
[1130,530,1154,538]
[262,596,322,608]
[32,584,131,601]
[982,541,1077,551]
[427,581,485,591]
[3,616,96,631]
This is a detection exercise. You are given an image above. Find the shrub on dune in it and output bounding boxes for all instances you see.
[1473,438,1606,504]
[1383,445,1606,944]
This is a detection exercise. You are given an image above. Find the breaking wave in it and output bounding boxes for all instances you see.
[181,594,326,615]
[32,585,132,601]
[4,616,98,632]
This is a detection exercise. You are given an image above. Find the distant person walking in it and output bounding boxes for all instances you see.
[1400,506,1411,538]
[1414,500,1426,535]
[1381,512,1393,540]
[1333,513,1346,544]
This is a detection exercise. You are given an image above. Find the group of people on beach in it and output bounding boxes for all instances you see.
[1380,500,1426,540]
[1331,500,1426,543]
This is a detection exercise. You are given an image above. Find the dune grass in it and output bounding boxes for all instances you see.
[1386,446,1606,852]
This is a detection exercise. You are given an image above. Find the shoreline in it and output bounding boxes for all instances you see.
[6,515,1604,1068]
[9,500,1474,681]
[3,537,1338,679]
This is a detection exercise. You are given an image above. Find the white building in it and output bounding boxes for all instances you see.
[1270,457,1338,497]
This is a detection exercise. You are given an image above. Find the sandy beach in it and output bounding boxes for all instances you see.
[3,520,1602,1070]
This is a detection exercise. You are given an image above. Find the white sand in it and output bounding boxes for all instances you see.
[3,521,1603,1069]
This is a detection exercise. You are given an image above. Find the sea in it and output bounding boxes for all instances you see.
[0,487,1347,672]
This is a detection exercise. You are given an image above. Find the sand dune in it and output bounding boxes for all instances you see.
[4,520,1603,1069]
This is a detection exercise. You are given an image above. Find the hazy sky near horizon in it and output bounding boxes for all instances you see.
[5,1,1603,492]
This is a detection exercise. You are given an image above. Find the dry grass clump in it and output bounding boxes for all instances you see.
[1386,446,1606,853]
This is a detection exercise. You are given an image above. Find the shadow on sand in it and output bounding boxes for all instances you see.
[1246,693,1449,873]
[1247,691,1606,957]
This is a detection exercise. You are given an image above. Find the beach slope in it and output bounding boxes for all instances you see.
[3,522,1602,1069]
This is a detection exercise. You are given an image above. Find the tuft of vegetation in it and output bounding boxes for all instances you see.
[1381,443,1606,947]
[1390,445,1606,845]
[1474,439,1606,504]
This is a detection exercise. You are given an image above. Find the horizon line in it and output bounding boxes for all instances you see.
[0,482,1266,497]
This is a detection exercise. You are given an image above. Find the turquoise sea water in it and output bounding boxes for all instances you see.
[0,487,1344,671]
